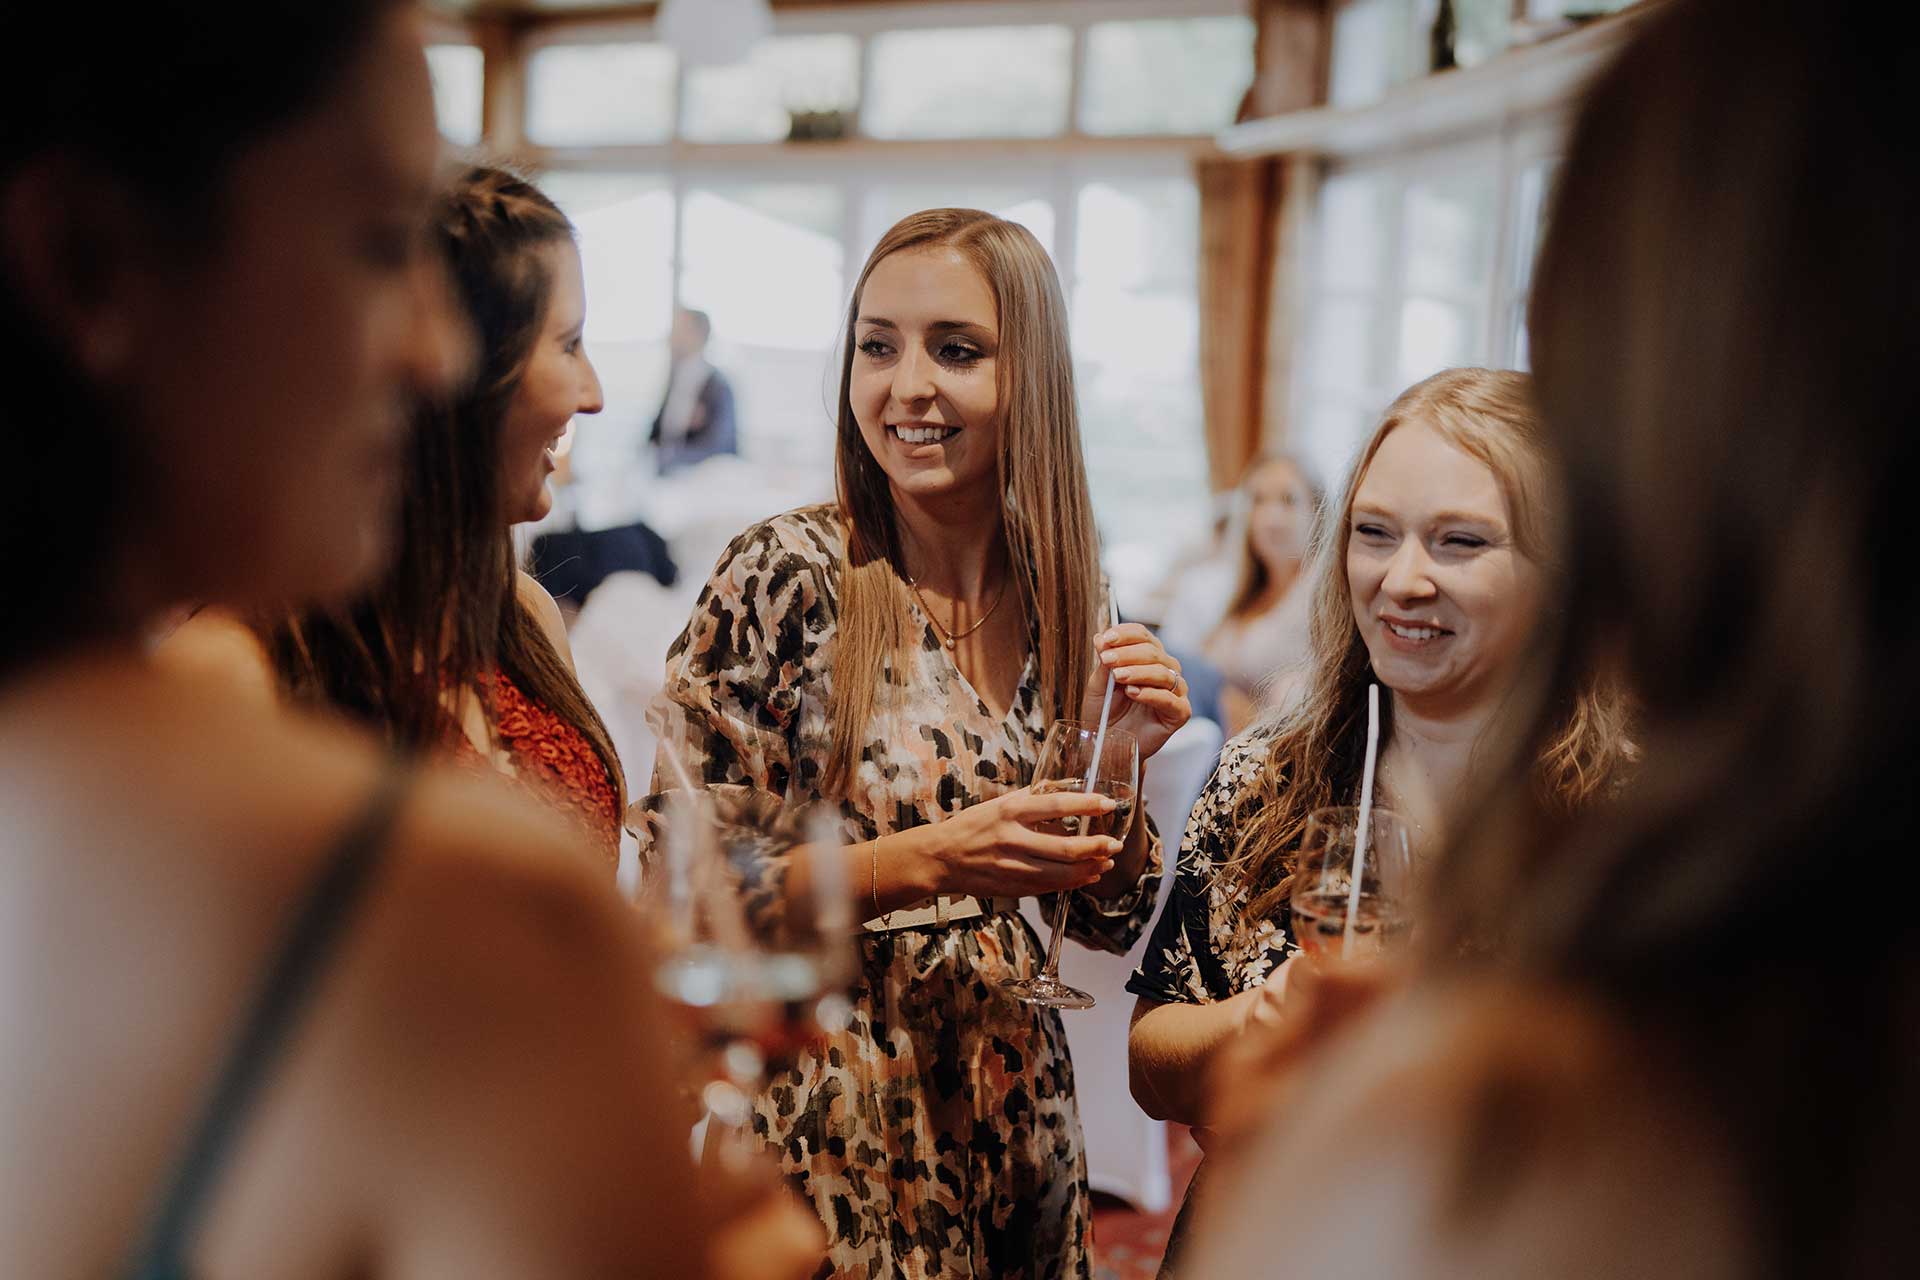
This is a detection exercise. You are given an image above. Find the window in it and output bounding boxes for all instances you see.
[1070,174,1209,603]
[527,42,678,146]
[1079,17,1256,136]
[1395,162,1498,385]
[425,44,484,146]
[681,35,861,144]
[537,172,677,522]
[1328,0,1420,109]
[865,26,1073,139]
[1291,132,1558,488]
[859,184,1057,258]
[679,184,847,483]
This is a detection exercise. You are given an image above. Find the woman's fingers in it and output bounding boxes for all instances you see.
[1123,686,1190,717]
[1001,854,1114,891]
[1095,622,1157,649]
[1109,663,1183,690]
[1007,787,1117,823]
[1098,642,1179,671]
[1014,831,1125,865]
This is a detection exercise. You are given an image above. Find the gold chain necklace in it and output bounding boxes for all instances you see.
[906,571,1008,650]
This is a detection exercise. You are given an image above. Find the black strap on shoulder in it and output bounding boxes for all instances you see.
[125,752,414,1280]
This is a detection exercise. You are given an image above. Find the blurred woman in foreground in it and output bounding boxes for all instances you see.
[0,4,809,1277]
[1190,2,1916,1275]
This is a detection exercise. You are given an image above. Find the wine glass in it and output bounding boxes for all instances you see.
[636,789,856,1171]
[1287,805,1415,963]
[1002,719,1139,1010]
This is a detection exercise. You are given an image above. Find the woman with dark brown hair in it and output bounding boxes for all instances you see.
[264,166,626,866]
[1189,2,1916,1275]
[640,208,1191,1277]
[0,3,780,1276]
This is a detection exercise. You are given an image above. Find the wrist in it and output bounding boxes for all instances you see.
[880,827,940,901]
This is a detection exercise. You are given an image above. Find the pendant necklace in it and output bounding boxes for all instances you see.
[906,571,1008,650]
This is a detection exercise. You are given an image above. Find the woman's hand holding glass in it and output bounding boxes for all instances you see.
[1083,623,1192,759]
[900,786,1125,900]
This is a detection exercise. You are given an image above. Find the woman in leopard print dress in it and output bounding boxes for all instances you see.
[641,210,1191,1278]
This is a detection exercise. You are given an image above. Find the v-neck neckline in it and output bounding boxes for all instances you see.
[905,593,1033,731]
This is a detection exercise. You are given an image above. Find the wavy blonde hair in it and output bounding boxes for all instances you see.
[824,210,1101,795]
[1227,368,1634,924]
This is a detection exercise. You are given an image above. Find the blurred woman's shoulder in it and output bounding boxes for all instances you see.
[1192,978,1754,1279]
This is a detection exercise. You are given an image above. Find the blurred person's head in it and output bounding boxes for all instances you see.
[1429,3,1916,1267]
[1227,369,1631,925]
[1224,454,1323,621]
[826,208,1099,793]
[669,307,711,360]
[0,1,462,677]
[267,167,621,802]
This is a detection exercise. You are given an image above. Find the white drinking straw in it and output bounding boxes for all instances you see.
[655,725,702,797]
[1082,595,1123,797]
[1343,683,1382,949]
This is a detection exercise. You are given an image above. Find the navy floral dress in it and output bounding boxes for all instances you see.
[1127,729,1296,1010]
[639,505,1162,1280]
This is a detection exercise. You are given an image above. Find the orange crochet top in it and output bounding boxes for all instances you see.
[451,668,621,867]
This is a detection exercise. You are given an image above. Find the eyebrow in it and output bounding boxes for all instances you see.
[1352,504,1505,527]
[855,316,993,334]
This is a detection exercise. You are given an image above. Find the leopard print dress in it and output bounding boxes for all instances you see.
[641,504,1162,1279]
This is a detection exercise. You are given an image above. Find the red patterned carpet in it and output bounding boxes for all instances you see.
[1090,1125,1204,1280]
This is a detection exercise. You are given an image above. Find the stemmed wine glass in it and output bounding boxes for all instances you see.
[634,788,855,1170]
[1001,719,1139,1010]
[1287,805,1415,963]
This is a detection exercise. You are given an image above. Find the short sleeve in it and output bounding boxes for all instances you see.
[1126,733,1287,1005]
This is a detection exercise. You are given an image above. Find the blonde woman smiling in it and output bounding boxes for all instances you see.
[642,209,1190,1279]
[1125,369,1632,1274]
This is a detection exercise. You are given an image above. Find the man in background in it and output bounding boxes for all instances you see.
[650,306,737,475]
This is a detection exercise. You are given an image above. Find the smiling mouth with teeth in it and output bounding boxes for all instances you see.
[1386,620,1449,641]
[894,424,960,445]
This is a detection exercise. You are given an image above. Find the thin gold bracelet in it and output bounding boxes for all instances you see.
[871,839,893,928]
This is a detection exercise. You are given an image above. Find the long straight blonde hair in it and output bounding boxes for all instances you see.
[825,209,1101,795]
[1227,368,1634,925]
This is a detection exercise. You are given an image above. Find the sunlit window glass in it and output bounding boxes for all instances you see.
[865,26,1072,139]
[859,186,1056,257]
[537,172,677,512]
[682,35,861,143]
[1070,177,1208,603]
[679,185,846,485]
[528,42,678,147]
[1079,18,1255,135]
[425,44,484,146]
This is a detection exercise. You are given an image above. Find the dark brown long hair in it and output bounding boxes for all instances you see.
[1227,369,1634,926]
[268,167,622,810]
[1445,1,1917,1272]
[0,0,400,680]
[825,209,1101,795]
